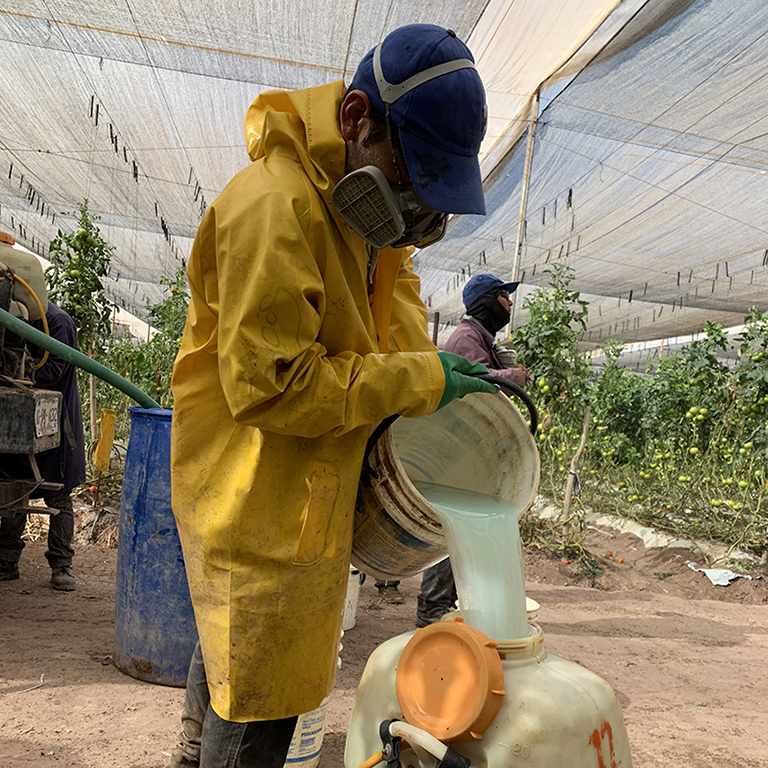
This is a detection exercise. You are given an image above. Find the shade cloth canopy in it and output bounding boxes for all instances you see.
[1,0,766,350]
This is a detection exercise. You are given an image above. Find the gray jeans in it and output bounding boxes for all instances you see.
[0,489,75,569]
[177,640,297,768]
[417,557,457,626]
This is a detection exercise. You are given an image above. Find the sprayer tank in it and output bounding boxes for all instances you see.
[344,622,632,768]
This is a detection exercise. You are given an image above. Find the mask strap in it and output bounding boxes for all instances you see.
[384,106,405,188]
[373,45,476,106]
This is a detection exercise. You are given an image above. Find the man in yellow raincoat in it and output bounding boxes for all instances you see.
[170,23,495,768]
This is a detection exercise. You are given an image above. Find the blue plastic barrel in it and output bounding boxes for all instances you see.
[113,407,198,687]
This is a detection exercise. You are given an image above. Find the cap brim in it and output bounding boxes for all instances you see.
[501,281,520,294]
[400,128,486,215]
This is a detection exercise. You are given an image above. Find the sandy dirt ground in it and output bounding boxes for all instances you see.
[1,515,766,768]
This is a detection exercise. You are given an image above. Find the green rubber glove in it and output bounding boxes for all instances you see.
[436,351,499,410]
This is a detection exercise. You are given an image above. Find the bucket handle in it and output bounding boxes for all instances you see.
[363,375,539,469]
[474,374,539,435]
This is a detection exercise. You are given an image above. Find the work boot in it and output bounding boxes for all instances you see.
[0,560,20,581]
[168,744,199,768]
[51,566,76,591]
[377,584,404,605]
[416,607,458,628]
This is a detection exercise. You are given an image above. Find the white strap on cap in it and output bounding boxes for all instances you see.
[373,43,476,105]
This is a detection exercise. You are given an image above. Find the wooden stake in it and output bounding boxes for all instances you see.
[563,405,591,520]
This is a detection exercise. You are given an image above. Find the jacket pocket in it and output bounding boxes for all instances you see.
[294,461,340,566]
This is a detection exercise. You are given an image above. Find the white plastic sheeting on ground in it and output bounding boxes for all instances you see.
[1,0,767,344]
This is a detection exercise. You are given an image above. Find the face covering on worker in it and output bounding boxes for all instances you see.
[331,165,447,250]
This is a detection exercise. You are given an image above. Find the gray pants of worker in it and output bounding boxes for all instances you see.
[416,557,458,627]
[0,489,75,568]
[174,640,297,768]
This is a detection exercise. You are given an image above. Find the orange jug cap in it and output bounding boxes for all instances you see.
[395,617,506,743]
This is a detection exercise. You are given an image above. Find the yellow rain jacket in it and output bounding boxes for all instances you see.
[171,80,445,722]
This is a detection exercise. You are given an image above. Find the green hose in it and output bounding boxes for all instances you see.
[0,306,162,409]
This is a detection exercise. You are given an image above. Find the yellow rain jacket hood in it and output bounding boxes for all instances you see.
[171,80,444,721]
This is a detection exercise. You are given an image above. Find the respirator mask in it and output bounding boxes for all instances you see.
[331,165,447,250]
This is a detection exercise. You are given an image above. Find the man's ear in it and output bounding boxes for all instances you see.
[340,90,372,142]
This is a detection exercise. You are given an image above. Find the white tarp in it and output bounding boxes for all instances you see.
[1,0,766,347]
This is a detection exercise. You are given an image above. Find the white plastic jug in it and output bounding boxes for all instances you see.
[344,619,633,768]
[0,232,48,320]
[285,692,331,768]
[342,565,362,631]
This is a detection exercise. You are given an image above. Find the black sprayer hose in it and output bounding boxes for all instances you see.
[473,373,539,435]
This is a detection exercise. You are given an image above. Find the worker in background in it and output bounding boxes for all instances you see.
[0,302,86,591]
[169,24,496,768]
[374,577,403,604]
[445,273,530,387]
[417,273,531,628]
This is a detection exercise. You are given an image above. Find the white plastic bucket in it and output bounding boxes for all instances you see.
[342,566,361,631]
[284,692,331,768]
[352,392,539,581]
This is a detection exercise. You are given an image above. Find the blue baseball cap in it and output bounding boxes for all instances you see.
[351,24,487,215]
[463,273,520,309]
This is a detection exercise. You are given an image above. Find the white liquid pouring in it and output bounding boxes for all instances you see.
[414,482,528,640]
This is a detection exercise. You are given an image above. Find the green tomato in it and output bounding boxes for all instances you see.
[70,269,80,278]
[689,447,699,455]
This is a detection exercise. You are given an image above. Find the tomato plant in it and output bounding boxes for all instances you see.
[45,199,114,356]
[95,268,189,440]
[512,264,767,560]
